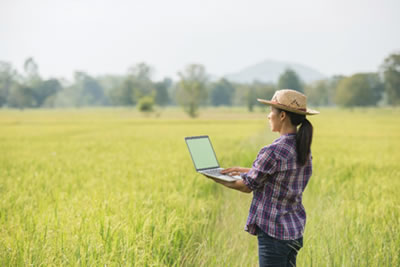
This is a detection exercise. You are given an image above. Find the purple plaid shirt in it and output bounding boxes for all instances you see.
[241,133,312,240]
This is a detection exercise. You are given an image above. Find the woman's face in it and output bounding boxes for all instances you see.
[267,107,282,132]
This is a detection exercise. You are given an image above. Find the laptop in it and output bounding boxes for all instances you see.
[185,135,242,182]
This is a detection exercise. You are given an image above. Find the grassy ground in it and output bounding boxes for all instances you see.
[0,107,399,266]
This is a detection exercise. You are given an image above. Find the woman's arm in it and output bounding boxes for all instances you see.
[205,167,252,193]
[210,178,252,193]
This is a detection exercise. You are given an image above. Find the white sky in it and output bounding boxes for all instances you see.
[1,0,399,81]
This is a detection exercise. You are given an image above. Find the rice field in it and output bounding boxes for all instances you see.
[0,107,399,266]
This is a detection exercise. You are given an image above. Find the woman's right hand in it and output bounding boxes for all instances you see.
[221,167,250,176]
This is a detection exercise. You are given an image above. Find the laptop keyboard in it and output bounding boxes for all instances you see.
[203,168,224,176]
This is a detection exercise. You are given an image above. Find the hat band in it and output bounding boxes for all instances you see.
[271,101,307,112]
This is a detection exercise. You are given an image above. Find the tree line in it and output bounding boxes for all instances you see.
[0,52,399,117]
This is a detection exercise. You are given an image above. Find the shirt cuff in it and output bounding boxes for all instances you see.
[241,172,256,191]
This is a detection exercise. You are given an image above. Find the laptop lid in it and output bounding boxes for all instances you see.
[185,135,220,171]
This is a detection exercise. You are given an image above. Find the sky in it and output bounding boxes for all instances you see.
[1,0,399,81]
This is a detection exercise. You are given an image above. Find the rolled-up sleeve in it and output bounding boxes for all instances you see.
[241,146,278,191]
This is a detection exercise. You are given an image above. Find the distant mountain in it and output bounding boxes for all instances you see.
[224,59,325,84]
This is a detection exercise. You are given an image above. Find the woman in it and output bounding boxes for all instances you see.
[209,89,319,267]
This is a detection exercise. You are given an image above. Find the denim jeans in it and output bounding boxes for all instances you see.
[256,226,303,267]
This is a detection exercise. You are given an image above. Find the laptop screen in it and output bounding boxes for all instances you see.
[185,136,219,170]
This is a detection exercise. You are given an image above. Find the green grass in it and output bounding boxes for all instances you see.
[0,107,399,266]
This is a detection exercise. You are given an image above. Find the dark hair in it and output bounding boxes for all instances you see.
[275,108,313,165]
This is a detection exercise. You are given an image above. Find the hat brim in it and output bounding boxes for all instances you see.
[257,99,320,115]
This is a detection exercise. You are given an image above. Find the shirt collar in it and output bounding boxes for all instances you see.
[281,133,296,137]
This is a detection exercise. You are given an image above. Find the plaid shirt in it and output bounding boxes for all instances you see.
[241,133,312,240]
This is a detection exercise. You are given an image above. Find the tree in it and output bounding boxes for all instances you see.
[23,57,40,83]
[168,83,179,106]
[305,80,330,106]
[111,78,136,106]
[278,68,304,92]
[129,62,153,81]
[177,64,208,117]
[335,73,384,107]
[210,78,235,106]
[327,75,345,105]
[0,61,16,107]
[241,81,276,112]
[98,75,125,106]
[53,72,105,107]
[138,95,155,112]
[21,57,44,107]
[19,57,62,108]
[129,63,155,101]
[52,84,82,107]
[246,86,257,112]
[381,52,400,105]
[7,84,35,109]
[253,81,276,104]
[32,79,62,107]
[154,78,172,106]
[74,72,106,106]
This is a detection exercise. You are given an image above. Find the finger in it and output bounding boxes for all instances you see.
[222,167,239,174]
[221,168,233,174]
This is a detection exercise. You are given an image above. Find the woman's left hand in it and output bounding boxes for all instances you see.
[221,167,248,176]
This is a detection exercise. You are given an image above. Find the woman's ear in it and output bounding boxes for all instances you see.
[280,111,286,121]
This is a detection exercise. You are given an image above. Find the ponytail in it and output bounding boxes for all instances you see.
[296,118,313,165]
[275,108,314,165]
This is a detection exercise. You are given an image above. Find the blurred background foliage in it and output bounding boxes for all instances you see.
[0,52,399,117]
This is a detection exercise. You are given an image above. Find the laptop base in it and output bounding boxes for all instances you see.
[199,170,242,182]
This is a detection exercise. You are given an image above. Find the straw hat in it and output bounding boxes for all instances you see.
[257,89,319,115]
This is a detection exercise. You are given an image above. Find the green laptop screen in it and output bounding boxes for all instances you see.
[186,137,219,170]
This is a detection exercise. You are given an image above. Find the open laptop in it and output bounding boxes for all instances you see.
[185,135,242,182]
